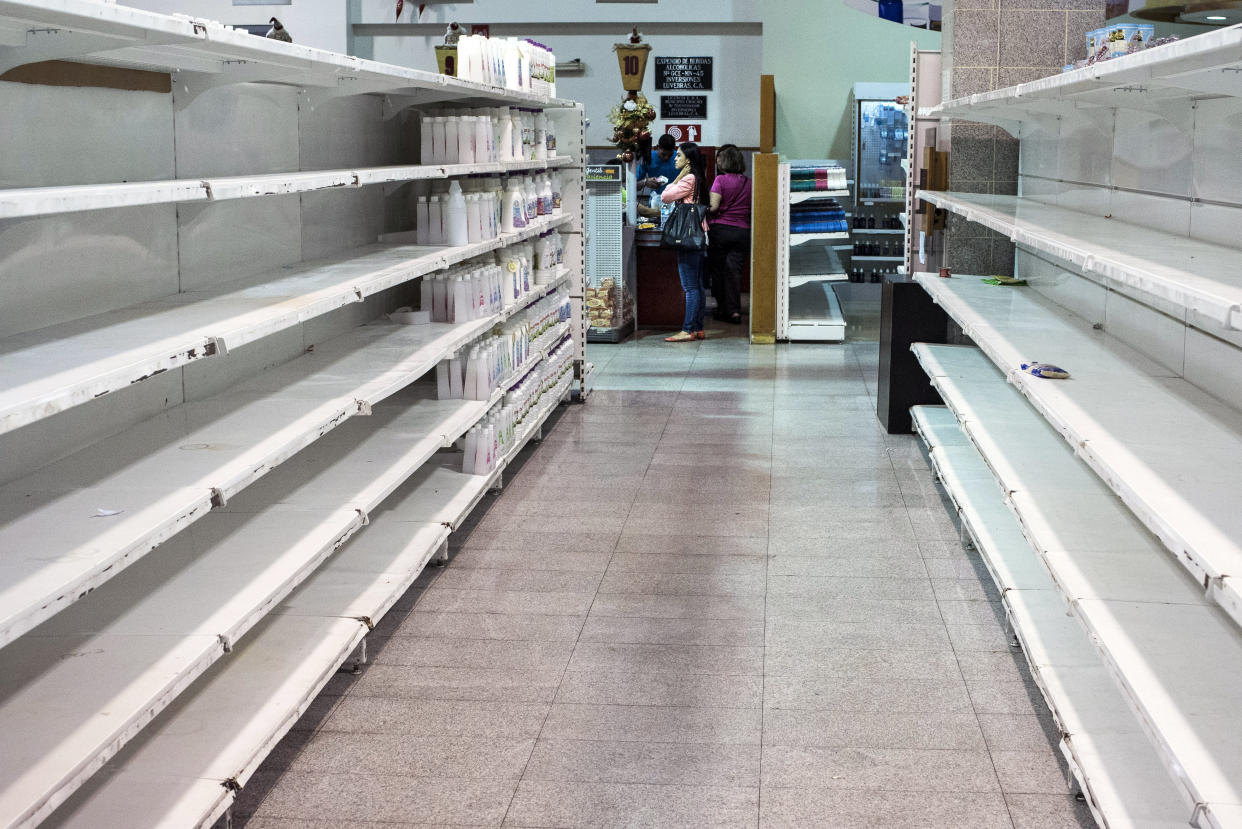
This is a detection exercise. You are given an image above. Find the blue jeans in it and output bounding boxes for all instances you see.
[677,250,706,333]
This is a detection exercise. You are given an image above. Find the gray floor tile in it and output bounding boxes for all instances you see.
[450,529,619,553]
[622,514,771,538]
[416,587,594,616]
[759,787,1012,828]
[567,642,764,677]
[934,576,1002,603]
[591,593,766,620]
[938,599,1007,626]
[473,511,629,535]
[253,772,517,825]
[976,713,1061,753]
[762,709,986,750]
[371,637,574,671]
[989,750,1074,795]
[965,679,1048,715]
[765,598,944,627]
[767,554,927,579]
[289,731,533,779]
[348,662,561,703]
[1005,793,1096,828]
[400,610,585,642]
[764,675,973,714]
[607,553,767,576]
[763,646,965,680]
[541,703,762,744]
[954,651,1034,683]
[614,533,769,556]
[447,547,613,572]
[598,571,767,597]
[945,623,1017,652]
[766,535,921,558]
[766,574,934,601]
[766,617,952,651]
[556,669,763,708]
[504,780,759,828]
[761,745,1000,791]
[322,697,549,739]
[523,739,760,786]
[431,568,603,594]
[579,615,765,647]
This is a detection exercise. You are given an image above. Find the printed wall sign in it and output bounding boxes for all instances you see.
[654,57,713,90]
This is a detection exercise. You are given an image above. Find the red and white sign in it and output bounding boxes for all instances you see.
[663,123,702,143]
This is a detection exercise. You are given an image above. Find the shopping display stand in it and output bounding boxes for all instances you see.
[775,160,851,341]
[914,33,1242,829]
[0,1,587,825]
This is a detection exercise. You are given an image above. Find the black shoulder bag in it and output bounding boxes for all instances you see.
[660,202,710,252]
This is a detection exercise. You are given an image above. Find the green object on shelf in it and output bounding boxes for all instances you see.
[982,275,1028,286]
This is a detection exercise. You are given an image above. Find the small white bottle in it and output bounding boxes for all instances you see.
[449,353,464,398]
[463,347,479,398]
[498,109,514,162]
[420,115,434,165]
[444,115,460,166]
[545,114,557,157]
[458,115,476,165]
[415,196,430,245]
[431,116,447,165]
[428,195,444,244]
[445,181,469,246]
[475,114,493,163]
[436,361,450,399]
[524,177,538,223]
[551,172,563,215]
[452,276,470,322]
[509,109,523,161]
[432,275,447,322]
[503,179,525,232]
[466,194,483,244]
[539,175,553,216]
[421,274,434,316]
[462,427,479,473]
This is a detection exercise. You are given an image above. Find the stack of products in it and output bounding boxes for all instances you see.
[790,198,848,234]
[420,107,558,166]
[449,35,556,97]
[790,164,847,192]
[1066,24,1170,71]
[413,173,564,247]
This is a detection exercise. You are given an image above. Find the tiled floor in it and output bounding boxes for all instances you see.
[235,323,1095,829]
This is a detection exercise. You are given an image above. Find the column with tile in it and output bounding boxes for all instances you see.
[941,0,1105,276]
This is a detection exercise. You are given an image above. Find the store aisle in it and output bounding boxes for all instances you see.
[234,329,1095,829]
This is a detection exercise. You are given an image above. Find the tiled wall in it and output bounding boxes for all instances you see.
[942,0,1105,275]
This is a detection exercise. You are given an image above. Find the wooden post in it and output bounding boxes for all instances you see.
[750,152,779,344]
[759,74,776,154]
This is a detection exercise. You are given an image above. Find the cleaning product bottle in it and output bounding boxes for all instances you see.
[466,194,482,244]
[428,195,444,244]
[420,115,434,165]
[457,115,475,165]
[534,111,548,161]
[503,179,526,231]
[415,195,430,245]
[445,181,468,246]
[462,427,478,473]
[444,114,459,165]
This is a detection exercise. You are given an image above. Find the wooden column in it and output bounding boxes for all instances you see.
[750,151,779,344]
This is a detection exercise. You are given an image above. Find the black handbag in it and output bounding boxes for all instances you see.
[660,202,709,251]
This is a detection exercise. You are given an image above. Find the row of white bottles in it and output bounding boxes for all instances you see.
[420,108,556,166]
[502,174,563,232]
[506,338,574,431]
[420,259,506,324]
[453,36,556,97]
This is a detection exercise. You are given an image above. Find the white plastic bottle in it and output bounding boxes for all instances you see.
[436,361,451,399]
[539,175,553,216]
[451,276,468,322]
[415,195,430,245]
[449,353,464,397]
[445,181,469,246]
[430,116,447,164]
[545,114,556,157]
[457,115,475,165]
[503,39,522,91]
[431,274,447,321]
[551,172,563,215]
[420,115,434,165]
[444,115,460,165]
[474,114,492,162]
[428,195,444,244]
[509,109,523,161]
[466,194,482,244]
[524,177,538,223]
[463,347,479,398]
[503,179,526,231]
[462,427,478,473]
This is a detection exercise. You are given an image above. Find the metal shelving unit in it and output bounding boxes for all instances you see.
[776,161,850,341]
[0,2,587,825]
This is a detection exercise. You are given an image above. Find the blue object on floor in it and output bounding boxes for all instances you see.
[1020,361,1070,379]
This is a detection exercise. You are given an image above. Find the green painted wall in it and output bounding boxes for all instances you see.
[762,1,941,160]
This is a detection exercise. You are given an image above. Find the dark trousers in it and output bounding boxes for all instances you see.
[707,223,749,319]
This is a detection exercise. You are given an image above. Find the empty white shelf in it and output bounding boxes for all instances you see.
[0,312,499,648]
[40,377,574,829]
[0,0,562,108]
[923,26,1242,128]
[911,404,1189,829]
[918,192,1242,330]
[0,213,570,436]
[0,387,488,827]
[913,343,1242,825]
[0,158,578,220]
[788,231,850,245]
[915,273,1242,628]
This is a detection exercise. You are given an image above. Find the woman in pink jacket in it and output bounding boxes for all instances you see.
[659,142,710,342]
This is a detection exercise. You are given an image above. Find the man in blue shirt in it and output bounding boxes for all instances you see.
[637,134,678,195]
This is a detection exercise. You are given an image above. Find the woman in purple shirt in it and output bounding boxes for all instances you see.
[707,145,752,325]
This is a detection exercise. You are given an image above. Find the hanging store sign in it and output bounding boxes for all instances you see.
[654,56,713,90]
[663,123,702,143]
[660,95,707,119]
